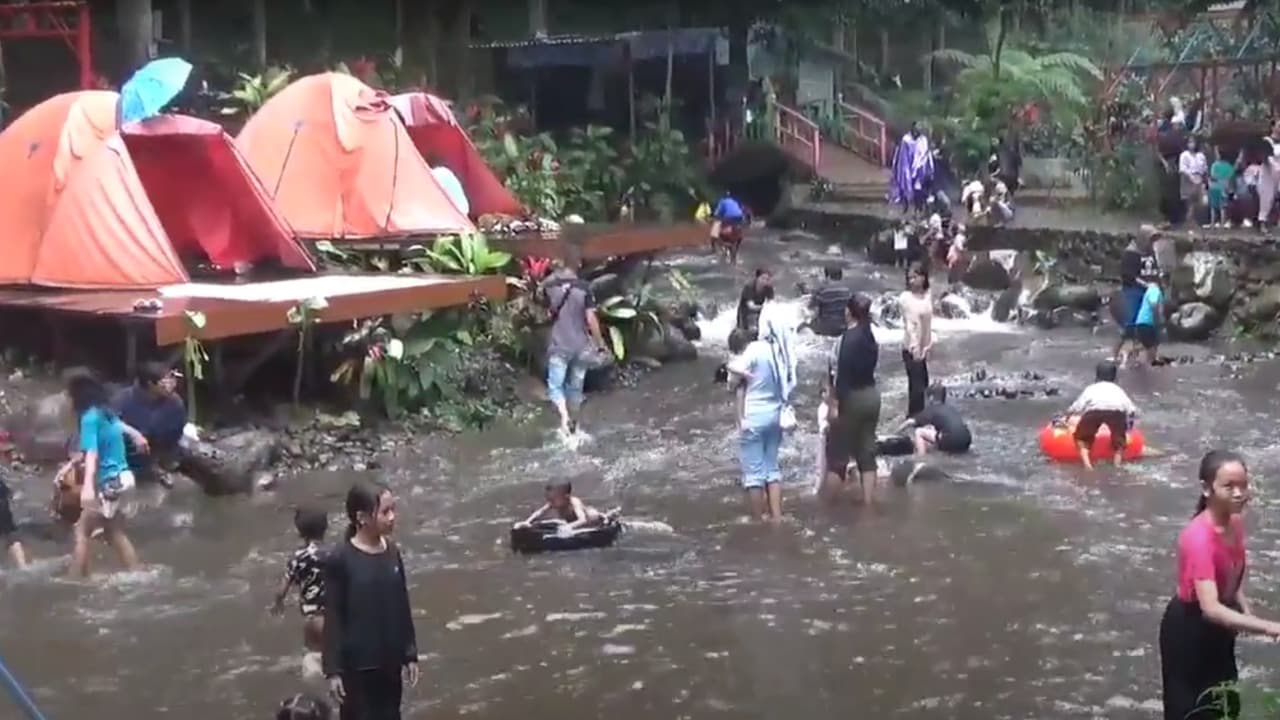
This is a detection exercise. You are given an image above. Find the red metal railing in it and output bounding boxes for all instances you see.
[775,102,821,171]
[838,100,888,166]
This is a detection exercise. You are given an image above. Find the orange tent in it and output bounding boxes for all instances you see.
[389,92,523,217]
[236,73,475,239]
[0,91,316,289]
[0,90,119,285]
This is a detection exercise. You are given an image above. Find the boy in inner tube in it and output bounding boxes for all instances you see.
[517,481,617,534]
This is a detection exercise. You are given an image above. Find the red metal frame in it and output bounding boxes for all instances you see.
[775,102,821,172]
[0,1,93,90]
[838,100,888,167]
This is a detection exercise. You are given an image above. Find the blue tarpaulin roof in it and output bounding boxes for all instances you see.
[486,28,724,68]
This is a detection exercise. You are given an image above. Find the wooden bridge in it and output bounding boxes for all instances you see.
[706,98,891,193]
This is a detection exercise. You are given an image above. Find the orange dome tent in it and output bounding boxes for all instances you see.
[388,91,523,217]
[236,73,475,239]
[0,91,316,289]
[0,90,119,285]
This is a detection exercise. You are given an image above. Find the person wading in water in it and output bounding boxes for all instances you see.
[736,268,773,337]
[541,252,607,437]
[324,481,418,720]
[900,263,933,417]
[1159,451,1280,720]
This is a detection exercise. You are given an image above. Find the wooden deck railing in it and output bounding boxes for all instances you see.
[775,102,821,171]
[838,100,888,166]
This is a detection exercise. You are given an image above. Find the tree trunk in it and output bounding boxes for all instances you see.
[250,0,267,68]
[116,0,154,75]
[528,0,547,36]
[879,27,889,78]
[176,0,192,53]
[727,15,750,129]
[993,5,1010,81]
[663,1,677,130]
[393,0,405,68]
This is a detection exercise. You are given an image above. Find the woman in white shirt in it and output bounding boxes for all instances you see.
[1178,136,1208,227]
[900,263,933,417]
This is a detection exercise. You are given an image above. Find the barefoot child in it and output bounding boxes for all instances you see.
[518,481,615,532]
[272,506,328,653]
[1065,361,1138,470]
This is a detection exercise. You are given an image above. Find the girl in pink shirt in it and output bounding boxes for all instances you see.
[1159,451,1280,720]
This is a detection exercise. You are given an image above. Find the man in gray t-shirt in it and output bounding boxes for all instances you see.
[543,266,605,435]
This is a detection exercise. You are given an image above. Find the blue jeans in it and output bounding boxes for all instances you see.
[546,353,587,405]
[739,422,782,489]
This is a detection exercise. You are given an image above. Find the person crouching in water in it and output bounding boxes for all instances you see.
[1065,361,1137,470]
[272,506,329,655]
[807,263,853,338]
[517,480,615,532]
[898,384,971,457]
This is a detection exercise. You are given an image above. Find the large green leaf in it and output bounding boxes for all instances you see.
[607,326,626,360]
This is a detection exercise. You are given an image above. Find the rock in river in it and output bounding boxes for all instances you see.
[1182,252,1236,309]
[962,253,1012,291]
[1167,302,1222,342]
[1031,283,1101,313]
[179,429,280,496]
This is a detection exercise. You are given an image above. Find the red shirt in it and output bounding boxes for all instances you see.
[1176,511,1246,603]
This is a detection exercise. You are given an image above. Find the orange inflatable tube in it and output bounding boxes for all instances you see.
[1039,416,1145,464]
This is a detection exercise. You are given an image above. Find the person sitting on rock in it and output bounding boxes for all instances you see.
[898,384,972,457]
[989,179,1014,224]
[807,263,854,338]
[114,362,187,488]
[1065,361,1138,470]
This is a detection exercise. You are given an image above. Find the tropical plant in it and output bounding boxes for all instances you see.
[926,32,1103,122]
[625,122,703,222]
[328,310,506,427]
[413,233,512,276]
[218,65,294,116]
[596,292,663,361]
[182,311,209,421]
[287,296,328,406]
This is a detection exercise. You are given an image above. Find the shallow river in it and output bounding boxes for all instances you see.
[4,234,1280,719]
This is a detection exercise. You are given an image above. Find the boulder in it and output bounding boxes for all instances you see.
[8,392,75,463]
[780,229,821,243]
[631,322,697,363]
[179,429,280,496]
[1167,302,1222,342]
[662,323,698,362]
[1184,252,1236,309]
[1031,283,1101,312]
[588,273,625,301]
[991,280,1022,323]
[1238,285,1280,324]
[962,253,1012,291]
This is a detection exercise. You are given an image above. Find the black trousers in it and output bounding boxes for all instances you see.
[341,667,404,720]
[902,350,929,416]
[1159,597,1239,720]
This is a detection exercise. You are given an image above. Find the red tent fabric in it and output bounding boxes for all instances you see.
[236,73,476,239]
[389,92,524,217]
[0,91,315,289]
[121,115,314,273]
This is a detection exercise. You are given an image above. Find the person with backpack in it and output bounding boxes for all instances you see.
[541,252,608,437]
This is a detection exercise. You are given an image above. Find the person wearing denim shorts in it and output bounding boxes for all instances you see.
[726,328,784,521]
[543,259,606,436]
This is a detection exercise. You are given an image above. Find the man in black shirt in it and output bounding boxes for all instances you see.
[900,384,971,456]
[808,264,853,337]
[1120,226,1159,284]
[736,268,773,336]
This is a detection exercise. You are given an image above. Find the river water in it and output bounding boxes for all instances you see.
[4,234,1280,719]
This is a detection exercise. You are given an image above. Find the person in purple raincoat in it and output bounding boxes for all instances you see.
[890,122,935,216]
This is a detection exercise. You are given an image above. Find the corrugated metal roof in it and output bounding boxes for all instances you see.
[470,33,619,50]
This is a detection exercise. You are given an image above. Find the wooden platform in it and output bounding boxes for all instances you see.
[490,222,708,262]
[0,273,506,346]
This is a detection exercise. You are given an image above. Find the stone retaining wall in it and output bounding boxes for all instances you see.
[784,205,1280,339]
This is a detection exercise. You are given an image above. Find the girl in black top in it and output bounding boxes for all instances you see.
[324,482,418,720]
[825,294,881,503]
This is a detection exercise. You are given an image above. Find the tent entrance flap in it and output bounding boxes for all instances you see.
[122,132,311,271]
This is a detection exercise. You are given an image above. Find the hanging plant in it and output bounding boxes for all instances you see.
[182,311,209,421]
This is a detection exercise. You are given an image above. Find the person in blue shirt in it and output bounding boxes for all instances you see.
[1131,276,1164,366]
[114,361,188,488]
[67,369,145,577]
[711,191,748,263]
